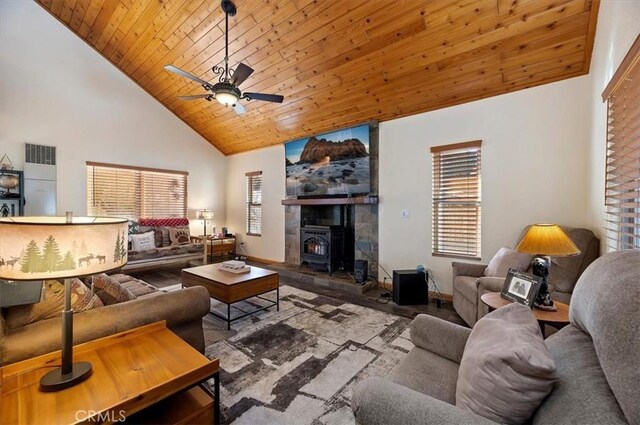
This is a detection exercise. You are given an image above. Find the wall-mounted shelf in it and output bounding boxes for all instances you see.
[281,196,378,206]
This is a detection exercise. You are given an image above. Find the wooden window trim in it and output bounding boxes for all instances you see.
[602,34,640,252]
[86,161,188,176]
[602,34,640,101]
[87,162,188,219]
[430,140,482,153]
[431,141,482,259]
[246,172,262,237]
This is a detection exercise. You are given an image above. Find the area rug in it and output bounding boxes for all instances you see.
[203,285,413,425]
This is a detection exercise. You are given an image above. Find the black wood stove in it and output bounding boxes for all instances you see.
[300,225,345,275]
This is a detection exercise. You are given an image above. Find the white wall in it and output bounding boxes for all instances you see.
[379,76,593,294]
[586,0,640,244]
[226,76,594,292]
[0,1,227,232]
[226,145,285,262]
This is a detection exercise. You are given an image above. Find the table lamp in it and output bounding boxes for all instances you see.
[0,214,128,391]
[196,209,215,238]
[516,224,580,311]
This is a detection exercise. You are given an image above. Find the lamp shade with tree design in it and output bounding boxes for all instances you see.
[0,215,128,391]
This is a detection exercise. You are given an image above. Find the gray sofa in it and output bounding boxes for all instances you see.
[452,226,599,326]
[352,250,639,425]
[0,277,211,366]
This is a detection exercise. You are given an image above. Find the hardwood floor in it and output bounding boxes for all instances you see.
[128,261,466,326]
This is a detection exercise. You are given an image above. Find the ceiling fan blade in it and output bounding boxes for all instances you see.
[164,65,212,88]
[244,92,284,103]
[177,94,212,100]
[230,63,254,86]
[233,103,246,115]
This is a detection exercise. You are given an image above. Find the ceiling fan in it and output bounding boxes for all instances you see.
[164,0,284,115]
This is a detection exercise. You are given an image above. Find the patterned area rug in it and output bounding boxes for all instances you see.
[203,285,412,425]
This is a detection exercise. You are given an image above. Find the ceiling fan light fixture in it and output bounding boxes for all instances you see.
[215,91,239,106]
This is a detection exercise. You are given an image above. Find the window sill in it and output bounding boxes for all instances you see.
[432,252,481,261]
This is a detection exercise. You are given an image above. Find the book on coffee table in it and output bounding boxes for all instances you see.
[218,261,251,273]
[218,265,251,274]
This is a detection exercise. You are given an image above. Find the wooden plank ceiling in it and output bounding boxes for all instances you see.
[38,0,599,155]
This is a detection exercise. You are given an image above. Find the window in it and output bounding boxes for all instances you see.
[602,35,640,251]
[431,140,482,259]
[87,162,188,219]
[246,171,262,236]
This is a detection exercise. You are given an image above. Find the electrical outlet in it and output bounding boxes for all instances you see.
[401,209,410,218]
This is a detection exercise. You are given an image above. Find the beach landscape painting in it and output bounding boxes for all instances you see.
[285,124,370,197]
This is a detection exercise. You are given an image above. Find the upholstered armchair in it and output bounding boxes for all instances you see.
[452,226,599,327]
[352,250,639,425]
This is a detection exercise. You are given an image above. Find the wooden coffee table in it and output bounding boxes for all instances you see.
[481,292,570,336]
[182,264,279,329]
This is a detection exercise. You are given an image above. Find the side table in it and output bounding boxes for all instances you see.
[480,292,570,337]
[0,321,220,424]
[193,236,237,264]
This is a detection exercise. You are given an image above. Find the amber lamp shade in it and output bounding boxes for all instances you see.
[516,224,581,310]
[516,224,581,256]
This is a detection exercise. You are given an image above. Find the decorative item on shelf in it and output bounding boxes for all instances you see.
[0,153,14,170]
[0,213,128,391]
[0,169,25,217]
[500,269,542,307]
[196,209,215,238]
[516,224,580,311]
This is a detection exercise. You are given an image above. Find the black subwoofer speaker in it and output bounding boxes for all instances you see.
[393,269,428,305]
[354,260,368,283]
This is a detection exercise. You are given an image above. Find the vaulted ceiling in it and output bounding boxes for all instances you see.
[38,0,599,155]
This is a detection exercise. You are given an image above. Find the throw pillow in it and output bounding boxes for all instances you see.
[89,273,136,305]
[5,278,103,330]
[128,220,140,235]
[130,231,156,251]
[169,227,191,246]
[137,225,162,248]
[108,274,158,297]
[456,303,557,424]
[484,247,533,277]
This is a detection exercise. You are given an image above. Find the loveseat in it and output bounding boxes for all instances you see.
[123,217,205,272]
[452,226,599,326]
[0,274,211,366]
[352,250,639,424]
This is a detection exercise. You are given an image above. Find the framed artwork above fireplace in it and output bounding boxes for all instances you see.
[285,124,371,197]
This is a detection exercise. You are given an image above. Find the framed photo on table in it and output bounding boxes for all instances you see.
[501,269,542,307]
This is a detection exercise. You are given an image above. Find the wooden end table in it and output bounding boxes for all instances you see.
[480,292,570,336]
[0,321,220,425]
[192,236,237,264]
[182,264,279,330]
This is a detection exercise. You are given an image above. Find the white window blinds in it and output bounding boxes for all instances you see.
[431,140,482,259]
[602,35,640,251]
[87,162,188,219]
[246,171,262,236]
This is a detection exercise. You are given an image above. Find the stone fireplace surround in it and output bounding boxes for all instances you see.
[283,125,379,280]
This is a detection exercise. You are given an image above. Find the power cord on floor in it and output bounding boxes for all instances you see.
[425,270,446,308]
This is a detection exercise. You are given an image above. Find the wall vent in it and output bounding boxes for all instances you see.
[25,143,56,165]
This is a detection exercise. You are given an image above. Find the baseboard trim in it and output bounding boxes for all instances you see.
[246,255,277,265]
